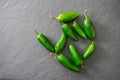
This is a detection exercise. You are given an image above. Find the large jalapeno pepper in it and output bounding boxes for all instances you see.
[69,44,86,69]
[62,24,78,41]
[57,54,80,72]
[55,33,66,53]
[50,12,79,23]
[73,21,87,39]
[82,41,95,59]
[35,31,54,52]
[82,9,96,40]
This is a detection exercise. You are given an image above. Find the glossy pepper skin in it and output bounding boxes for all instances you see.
[50,12,79,23]
[35,31,54,52]
[57,54,80,72]
[62,24,78,41]
[73,21,87,39]
[69,44,86,69]
[82,9,96,40]
[82,41,95,59]
[55,33,66,53]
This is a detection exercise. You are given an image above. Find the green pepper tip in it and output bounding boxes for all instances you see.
[81,64,87,69]
[35,30,39,35]
[61,22,64,25]
[91,41,95,45]
[76,68,80,72]
[73,20,77,24]
[50,52,58,59]
[54,54,57,59]
[84,9,88,19]
[69,44,73,48]
[49,14,56,19]
[50,52,55,55]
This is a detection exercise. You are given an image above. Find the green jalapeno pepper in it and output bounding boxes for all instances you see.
[49,12,79,23]
[57,54,80,72]
[82,41,95,59]
[73,21,87,39]
[62,24,78,41]
[82,9,96,40]
[35,31,54,52]
[69,44,86,69]
[55,33,66,53]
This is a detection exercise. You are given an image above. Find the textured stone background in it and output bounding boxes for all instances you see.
[0,0,120,80]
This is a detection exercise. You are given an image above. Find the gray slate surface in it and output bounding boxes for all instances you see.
[0,0,120,80]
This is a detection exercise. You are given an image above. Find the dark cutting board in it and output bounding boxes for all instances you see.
[0,0,120,80]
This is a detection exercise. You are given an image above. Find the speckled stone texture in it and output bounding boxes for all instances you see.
[0,0,120,80]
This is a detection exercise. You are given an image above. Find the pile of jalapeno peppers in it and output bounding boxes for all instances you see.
[35,9,96,72]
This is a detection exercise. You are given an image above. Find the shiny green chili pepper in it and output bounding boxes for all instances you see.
[62,24,78,41]
[49,12,79,23]
[57,54,80,72]
[82,9,96,40]
[69,44,86,69]
[35,30,54,52]
[82,41,95,59]
[73,21,87,39]
[55,33,66,53]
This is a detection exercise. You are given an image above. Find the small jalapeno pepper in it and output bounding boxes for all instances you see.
[82,9,96,40]
[56,54,80,72]
[35,31,54,52]
[82,41,95,59]
[73,21,87,39]
[49,12,79,23]
[69,44,86,69]
[62,24,78,41]
[55,33,66,53]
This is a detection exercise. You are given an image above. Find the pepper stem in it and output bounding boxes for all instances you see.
[61,22,64,25]
[50,52,54,55]
[49,14,56,19]
[35,30,39,35]
[84,9,88,19]
[49,52,58,59]
[74,20,77,24]
[54,53,57,59]
[81,64,87,69]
